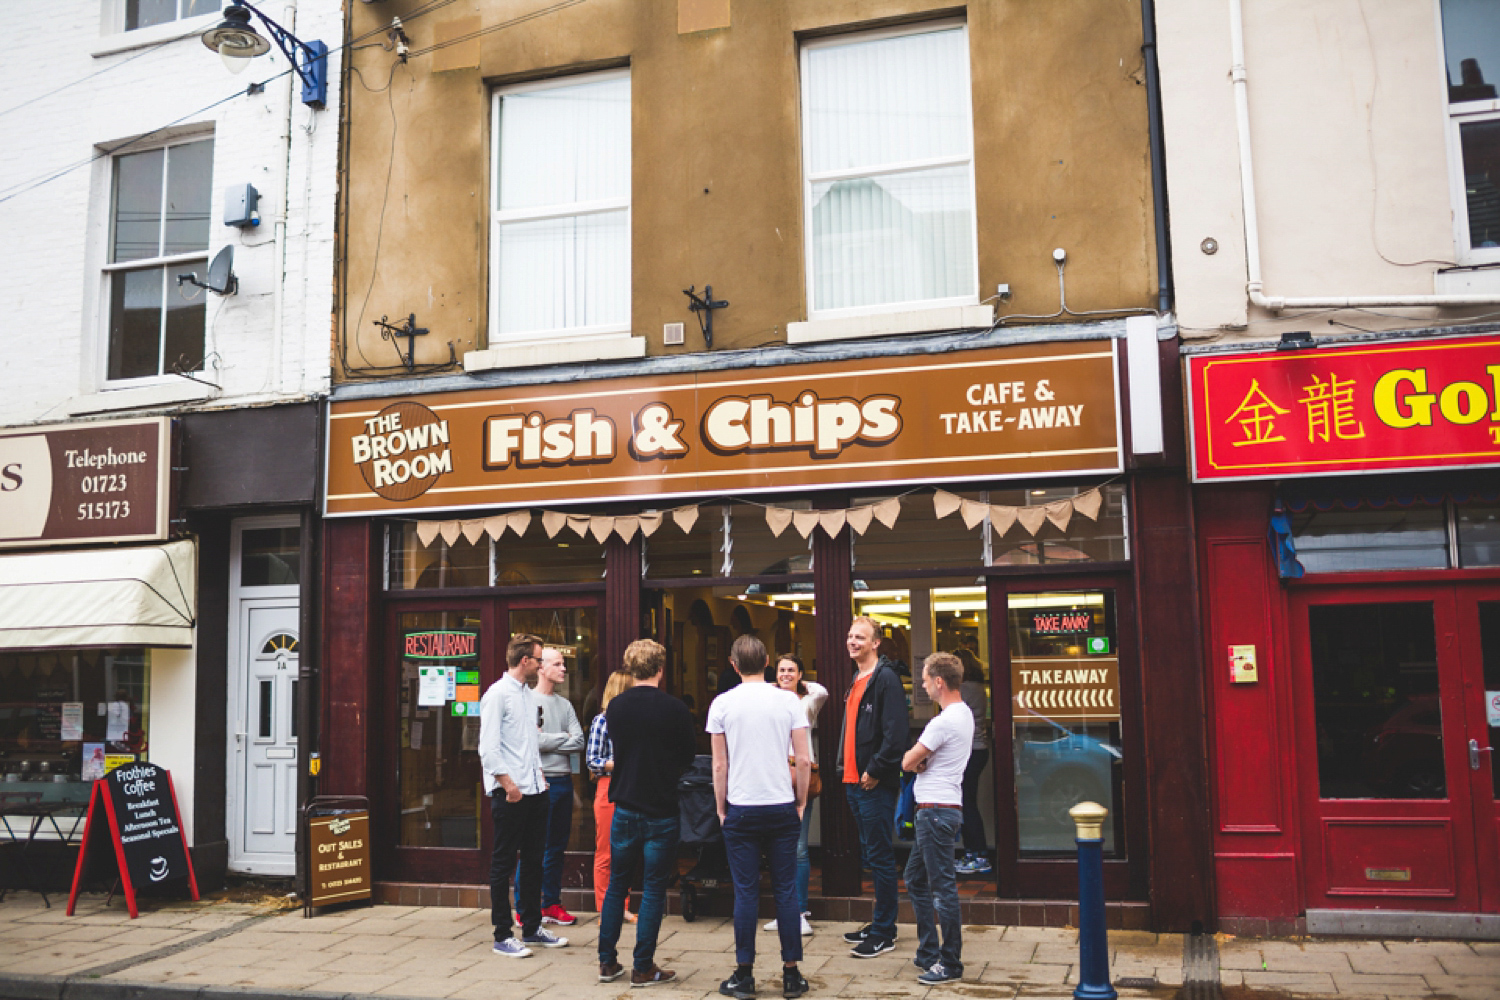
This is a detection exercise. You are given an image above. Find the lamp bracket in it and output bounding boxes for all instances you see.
[375,313,430,371]
[238,2,328,108]
[683,284,729,349]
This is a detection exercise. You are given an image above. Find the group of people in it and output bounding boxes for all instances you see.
[477,616,979,997]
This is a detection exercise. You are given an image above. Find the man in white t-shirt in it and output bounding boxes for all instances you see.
[708,634,812,1000]
[901,652,975,985]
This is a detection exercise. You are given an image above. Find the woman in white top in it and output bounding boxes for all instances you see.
[764,654,827,935]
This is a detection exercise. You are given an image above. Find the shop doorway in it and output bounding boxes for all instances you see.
[228,517,302,876]
[379,595,601,884]
[1291,583,1500,913]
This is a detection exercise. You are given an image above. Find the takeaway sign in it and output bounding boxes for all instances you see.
[325,341,1122,516]
[1188,334,1500,481]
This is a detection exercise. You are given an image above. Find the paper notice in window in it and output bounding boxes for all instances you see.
[82,743,106,781]
[417,667,447,707]
[410,720,424,751]
[106,701,130,741]
[1487,690,1500,728]
[446,666,457,701]
[61,702,84,742]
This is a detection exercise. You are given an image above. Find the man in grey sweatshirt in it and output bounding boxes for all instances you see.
[514,646,584,925]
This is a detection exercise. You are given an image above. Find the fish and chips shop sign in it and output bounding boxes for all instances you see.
[1189,334,1500,481]
[325,342,1122,516]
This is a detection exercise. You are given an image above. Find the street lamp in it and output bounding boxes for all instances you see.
[202,3,328,109]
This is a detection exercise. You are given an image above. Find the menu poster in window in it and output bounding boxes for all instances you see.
[106,701,130,741]
[82,743,106,781]
[417,668,447,707]
[67,762,198,919]
[61,702,84,742]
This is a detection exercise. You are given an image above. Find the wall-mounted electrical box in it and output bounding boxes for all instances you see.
[224,183,259,228]
[1229,644,1259,684]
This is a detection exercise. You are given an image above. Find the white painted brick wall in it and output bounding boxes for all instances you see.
[0,0,340,425]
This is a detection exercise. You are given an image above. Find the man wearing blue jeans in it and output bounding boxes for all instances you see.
[901,653,975,985]
[513,646,583,927]
[838,616,909,959]
[709,635,812,1000]
[596,639,697,988]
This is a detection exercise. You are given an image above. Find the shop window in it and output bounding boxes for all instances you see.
[990,484,1129,565]
[388,521,606,589]
[1308,602,1443,799]
[644,502,812,580]
[105,137,213,381]
[800,21,977,317]
[1007,592,1123,855]
[0,649,149,804]
[241,526,300,587]
[1458,503,1500,566]
[851,493,986,571]
[1440,0,1500,262]
[1289,505,1450,573]
[117,0,217,31]
[490,71,631,342]
[397,610,483,848]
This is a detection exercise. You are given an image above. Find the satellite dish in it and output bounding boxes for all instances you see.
[176,246,238,297]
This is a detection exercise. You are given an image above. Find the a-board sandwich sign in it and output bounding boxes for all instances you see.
[66,761,198,918]
[307,811,372,909]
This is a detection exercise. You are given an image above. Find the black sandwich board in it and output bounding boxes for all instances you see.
[66,761,198,918]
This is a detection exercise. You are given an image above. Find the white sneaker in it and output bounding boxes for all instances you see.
[799,913,813,936]
[764,917,780,931]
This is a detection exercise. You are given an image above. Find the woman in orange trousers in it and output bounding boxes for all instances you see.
[588,671,636,921]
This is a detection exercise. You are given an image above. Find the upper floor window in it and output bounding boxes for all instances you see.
[121,0,217,32]
[105,137,212,381]
[1440,0,1500,262]
[800,22,977,319]
[489,71,631,343]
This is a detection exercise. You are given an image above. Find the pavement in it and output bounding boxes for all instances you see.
[0,891,1496,1000]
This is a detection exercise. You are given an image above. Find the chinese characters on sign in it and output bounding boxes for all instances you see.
[1189,335,1500,481]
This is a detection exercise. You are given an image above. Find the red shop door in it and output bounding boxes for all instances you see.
[1290,584,1500,913]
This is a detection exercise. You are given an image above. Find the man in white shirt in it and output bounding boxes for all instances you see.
[512,646,584,927]
[479,633,568,957]
[708,634,812,1000]
[901,652,974,985]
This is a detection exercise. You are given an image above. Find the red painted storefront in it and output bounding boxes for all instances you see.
[1190,333,1500,935]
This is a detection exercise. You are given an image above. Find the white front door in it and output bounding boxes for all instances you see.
[235,600,299,873]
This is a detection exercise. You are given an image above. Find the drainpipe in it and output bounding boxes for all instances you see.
[1141,0,1172,314]
[1228,0,1500,312]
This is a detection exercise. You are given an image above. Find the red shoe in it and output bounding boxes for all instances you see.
[541,904,577,926]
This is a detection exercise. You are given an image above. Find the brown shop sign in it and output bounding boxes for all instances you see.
[308,812,372,907]
[323,342,1121,516]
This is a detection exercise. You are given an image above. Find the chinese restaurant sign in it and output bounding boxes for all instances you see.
[325,342,1121,516]
[0,417,171,548]
[1188,335,1500,481]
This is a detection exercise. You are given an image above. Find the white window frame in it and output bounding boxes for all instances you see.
[98,132,215,389]
[488,69,633,346]
[799,19,980,323]
[1437,1,1500,266]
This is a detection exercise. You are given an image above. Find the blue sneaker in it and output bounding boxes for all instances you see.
[493,938,532,958]
[522,927,569,949]
[918,963,962,984]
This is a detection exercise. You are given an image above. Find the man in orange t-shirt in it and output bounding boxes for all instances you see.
[837,615,909,959]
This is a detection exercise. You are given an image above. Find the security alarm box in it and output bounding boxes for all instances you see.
[224,183,259,228]
[1229,644,1258,684]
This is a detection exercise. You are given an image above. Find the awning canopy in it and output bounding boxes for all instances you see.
[0,540,195,649]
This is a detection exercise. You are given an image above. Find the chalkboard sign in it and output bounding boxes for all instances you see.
[66,762,198,918]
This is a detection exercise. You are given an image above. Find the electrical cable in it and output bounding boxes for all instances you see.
[0,34,182,122]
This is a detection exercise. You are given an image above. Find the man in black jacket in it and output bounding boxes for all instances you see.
[837,615,909,958]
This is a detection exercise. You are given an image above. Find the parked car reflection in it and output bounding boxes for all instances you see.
[1014,709,1121,853]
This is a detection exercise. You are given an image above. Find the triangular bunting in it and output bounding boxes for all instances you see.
[461,519,486,546]
[672,505,699,534]
[615,516,640,543]
[990,505,1018,537]
[1044,499,1073,532]
[846,505,875,535]
[484,515,509,541]
[439,521,462,546]
[507,510,533,536]
[873,497,902,529]
[416,521,441,547]
[638,511,664,536]
[933,490,963,519]
[1016,505,1048,536]
[1073,488,1103,521]
[819,510,847,537]
[591,517,616,544]
[765,506,794,538]
[567,514,593,539]
[792,510,820,539]
[541,510,567,538]
[960,499,989,530]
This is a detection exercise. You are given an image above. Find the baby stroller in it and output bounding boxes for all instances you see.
[676,754,729,922]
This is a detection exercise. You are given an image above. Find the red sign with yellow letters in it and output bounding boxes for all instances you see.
[1188,334,1500,481]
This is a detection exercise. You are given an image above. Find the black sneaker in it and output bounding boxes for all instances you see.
[782,968,809,999]
[720,969,756,999]
[850,936,895,959]
[842,923,899,944]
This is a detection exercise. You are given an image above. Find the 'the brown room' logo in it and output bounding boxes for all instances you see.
[351,402,452,501]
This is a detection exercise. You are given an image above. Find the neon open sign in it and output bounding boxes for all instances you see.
[1031,610,1093,635]
[403,630,479,660]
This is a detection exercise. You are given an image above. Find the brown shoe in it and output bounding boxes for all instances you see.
[631,966,678,988]
[600,961,625,983]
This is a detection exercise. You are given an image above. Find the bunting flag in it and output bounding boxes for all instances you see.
[461,519,487,546]
[1073,488,1103,521]
[927,486,1109,539]
[818,509,848,537]
[959,498,989,530]
[845,505,874,535]
[567,514,593,539]
[1044,499,1074,532]
[439,520,462,546]
[638,511,664,537]
[1016,504,1049,536]
[933,490,963,519]
[484,515,509,541]
[589,517,615,544]
[507,510,533,535]
[791,509,821,539]
[416,520,441,547]
[873,497,902,529]
[765,506,794,538]
[541,510,567,538]
[672,505,699,533]
[615,515,641,543]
